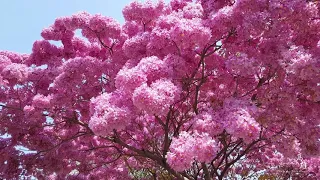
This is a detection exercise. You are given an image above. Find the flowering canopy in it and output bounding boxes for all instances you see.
[1,0,320,179]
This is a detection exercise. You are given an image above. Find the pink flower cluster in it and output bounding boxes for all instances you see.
[1,63,29,85]
[225,53,259,77]
[32,94,53,109]
[136,56,173,83]
[170,0,192,11]
[167,131,218,171]
[115,66,147,94]
[192,108,224,136]
[115,56,174,93]
[154,12,211,51]
[222,98,260,143]
[122,0,165,23]
[133,79,180,116]
[122,32,150,58]
[89,91,134,136]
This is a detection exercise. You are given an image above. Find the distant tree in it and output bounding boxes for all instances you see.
[1,0,320,179]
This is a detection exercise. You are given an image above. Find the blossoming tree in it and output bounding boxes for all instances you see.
[1,0,320,179]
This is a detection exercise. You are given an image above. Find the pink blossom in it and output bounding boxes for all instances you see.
[170,0,192,11]
[115,67,147,94]
[122,32,150,58]
[222,98,260,143]
[89,91,134,136]
[136,56,173,83]
[225,53,259,77]
[132,79,181,116]
[32,94,53,108]
[1,63,29,83]
[167,131,218,171]
[0,55,12,71]
[123,0,165,23]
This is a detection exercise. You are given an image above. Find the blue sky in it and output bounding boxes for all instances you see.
[0,0,150,53]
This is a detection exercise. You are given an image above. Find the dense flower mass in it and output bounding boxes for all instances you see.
[167,131,218,171]
[89,91,134,136]
[133,79,181,115]
[1,0,320,179]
